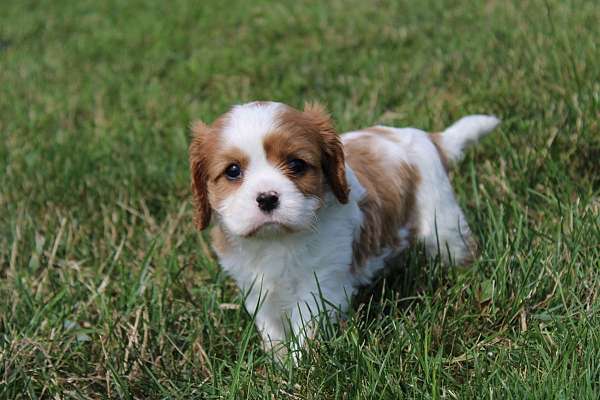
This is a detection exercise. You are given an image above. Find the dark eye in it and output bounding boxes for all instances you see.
[224,163,242,180]
[287,159,308,175]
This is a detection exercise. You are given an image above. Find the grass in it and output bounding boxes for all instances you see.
[1,0,599,398]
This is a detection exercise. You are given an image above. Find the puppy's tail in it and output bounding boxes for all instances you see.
[434,115,500,164]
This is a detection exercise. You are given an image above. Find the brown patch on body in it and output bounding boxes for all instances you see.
[364,126,450,172]
[344,135,421,272]
[363,126,399,141]
[429,133,449,171]
[364,126,408,143]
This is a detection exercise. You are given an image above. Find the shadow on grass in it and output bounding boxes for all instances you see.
[351,245,451,322]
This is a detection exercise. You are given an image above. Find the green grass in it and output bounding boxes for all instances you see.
[1,0,599,398]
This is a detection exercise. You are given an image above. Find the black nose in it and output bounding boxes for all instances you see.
[256,191,279,212]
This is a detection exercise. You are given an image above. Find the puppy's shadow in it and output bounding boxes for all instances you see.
[351,246,446,322]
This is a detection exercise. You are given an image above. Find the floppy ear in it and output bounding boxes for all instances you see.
[189,121,212,230]
[304,102,349,204]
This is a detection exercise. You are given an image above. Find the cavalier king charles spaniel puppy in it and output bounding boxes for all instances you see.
[189,101,499,356]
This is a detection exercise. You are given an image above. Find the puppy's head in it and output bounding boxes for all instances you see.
[189,101,349,237]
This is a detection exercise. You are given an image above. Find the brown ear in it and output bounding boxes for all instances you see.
[189,120,212,230]
[304,102,349,204]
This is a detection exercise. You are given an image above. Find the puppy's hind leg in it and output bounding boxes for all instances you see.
[407,137,476,265]
[415,115,499,265]
[412,142,478,266]
[420,199,478,266]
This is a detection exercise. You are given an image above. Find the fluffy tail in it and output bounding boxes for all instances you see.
[437,115,500,163]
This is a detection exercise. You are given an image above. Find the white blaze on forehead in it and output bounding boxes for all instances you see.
[221,102,285,160]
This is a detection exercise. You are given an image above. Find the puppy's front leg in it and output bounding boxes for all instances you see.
[288,293,350,359]
[252,296,336,362]
[244,293,287,353]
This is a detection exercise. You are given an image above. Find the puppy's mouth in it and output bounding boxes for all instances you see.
[244,221,295,238]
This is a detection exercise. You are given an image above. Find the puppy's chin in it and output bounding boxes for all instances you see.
[224,216,313,239]
[245,222,294,239]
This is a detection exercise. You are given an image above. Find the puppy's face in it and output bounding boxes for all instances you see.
[189,102,349,238]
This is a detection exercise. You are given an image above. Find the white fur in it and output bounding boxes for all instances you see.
[208,102,499,355]
[438,115,501,162]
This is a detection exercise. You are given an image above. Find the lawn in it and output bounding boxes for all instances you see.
[1,0,599,398]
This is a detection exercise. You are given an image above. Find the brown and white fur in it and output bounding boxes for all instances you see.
[189,101,499,356]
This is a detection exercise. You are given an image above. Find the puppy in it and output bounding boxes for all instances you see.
[189,101,499,355]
